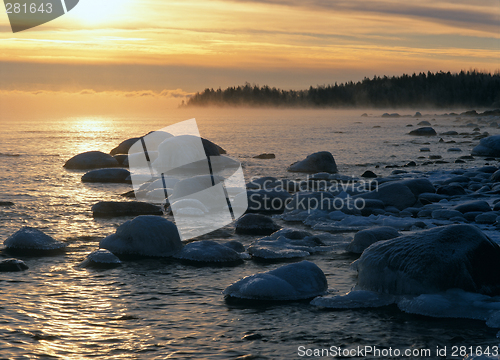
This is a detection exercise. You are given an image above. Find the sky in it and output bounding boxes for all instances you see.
[0,0,499,112]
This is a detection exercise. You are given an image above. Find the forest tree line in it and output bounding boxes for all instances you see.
[184,70,500,108]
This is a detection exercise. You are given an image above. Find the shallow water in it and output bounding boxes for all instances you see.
[1,108,500,359]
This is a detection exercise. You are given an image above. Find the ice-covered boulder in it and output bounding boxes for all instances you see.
[471,135,500,157]
[0,258,29,272]
[346,226,401,254]
[173,240,243,264]
[81,168,131,183]
[287,151,338,174]
[91,201,163,217]
[3,227,66,254]
[453,200,491,214]
[64,151,119,169]
[99,215,183,257]
[235,214,281,235]
[353,182,416,210]
[223,261,328,301]
[79,249,121,268]
[354,224,500,295]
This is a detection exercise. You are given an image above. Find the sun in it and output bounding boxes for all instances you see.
[67,0,134,26]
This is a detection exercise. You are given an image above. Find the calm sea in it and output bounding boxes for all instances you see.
[0,108,498,359]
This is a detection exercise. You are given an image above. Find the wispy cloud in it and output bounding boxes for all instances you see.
[0,88,194,98]
[226,0,500,33]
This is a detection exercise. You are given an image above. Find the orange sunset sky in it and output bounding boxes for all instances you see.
[0,0,499,112]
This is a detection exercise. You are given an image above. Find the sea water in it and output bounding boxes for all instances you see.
[0,108,499,359]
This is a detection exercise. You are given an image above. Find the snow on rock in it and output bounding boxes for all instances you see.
[355,224,500,296]
[79,249,121,268]
[223,260,328,301]
[4,227,67,253]
[346,226,401,254]
[0,258,29,272]
[170,199,209,217]
[472,134,500,157]
[287,151,338,174]
[173,240,243,264]
[311,290,396,309]
[99,215,183,257]
[397,289,500,329]
[312,214,425,232]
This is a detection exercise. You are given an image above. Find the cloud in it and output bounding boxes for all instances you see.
[0,88,194,98]
[227,0,500,33]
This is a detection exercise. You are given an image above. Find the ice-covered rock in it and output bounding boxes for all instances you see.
[173,240,243,264]
[79,249,121,268]
[353,182,416,210]
[248,231,328,260]
[91,201,163,217]
[99,216,183,257]
[0,258,29,272]
[235,214,281,235]
[170,199,209,217]
[311,290,395,309]
[346,226,401,254]
[472,135,500,157]
[355,224,500,295]
[397,289,500,329]
[453,201,491,213]
[81,168,131,183]
[4,227,66,254]
[223,261,328,301]
[287,151,338,174]
[64,151,119,169]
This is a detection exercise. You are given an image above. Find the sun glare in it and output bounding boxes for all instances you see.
[67,0,134,26]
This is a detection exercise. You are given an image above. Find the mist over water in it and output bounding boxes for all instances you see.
[1,108,499,359]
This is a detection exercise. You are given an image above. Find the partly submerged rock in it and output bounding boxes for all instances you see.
[4,227,66,254]
[110,137,141,155]
[223,260,328,301]
[79,249,121,269]
[173,240,243,264]
[253,153,276,159]
[346,226,401,254]
[354,224,500,296]
[472,135,500,157]
[91,201,163,217]
[0,258,29,272]
[99,216,183,257]
[64,151,119,169]
[287,151,338,174]
[408,127,437,136]
[235,214,281,235]
[81,168,131,183]
[311,290,395,309]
